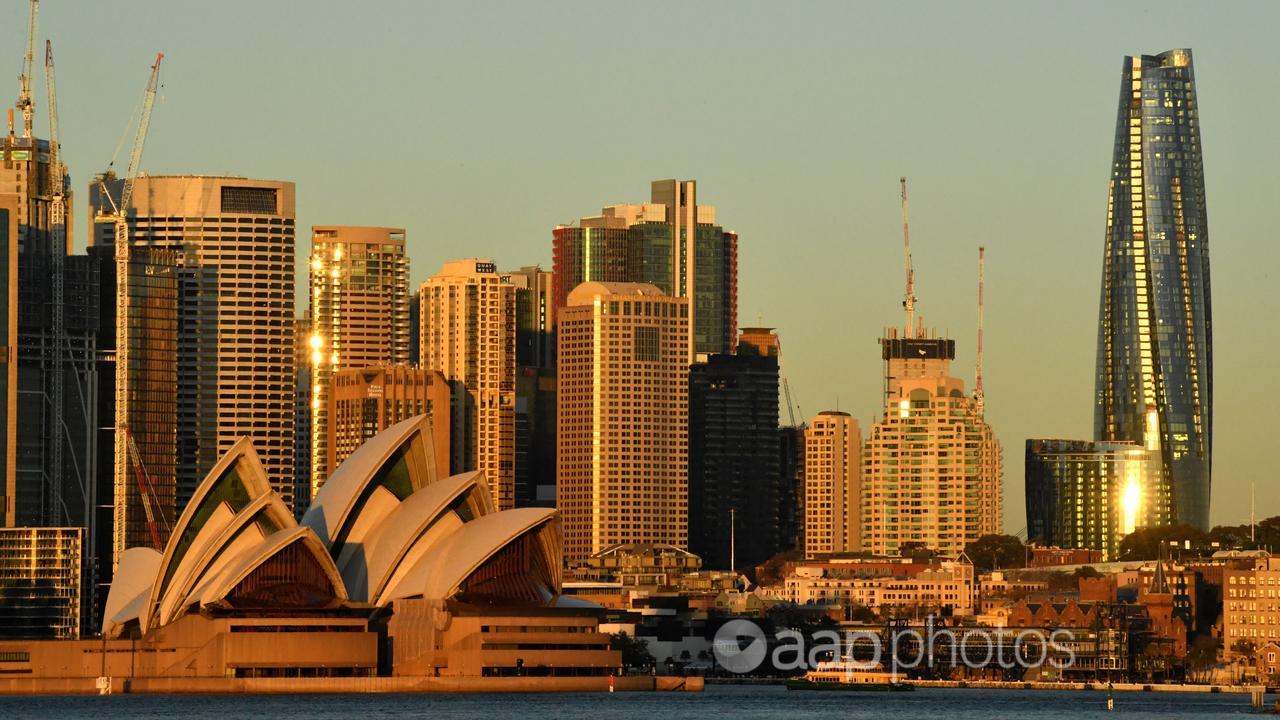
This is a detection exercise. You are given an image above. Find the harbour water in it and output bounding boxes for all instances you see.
[0,685,1264,719]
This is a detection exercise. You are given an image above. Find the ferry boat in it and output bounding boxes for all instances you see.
[786,660,915,692]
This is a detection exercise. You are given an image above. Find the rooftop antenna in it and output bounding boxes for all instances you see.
[900,177,916,338]
[974,246,986,417]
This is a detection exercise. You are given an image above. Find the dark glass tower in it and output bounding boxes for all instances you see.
[1095,48,1212,530]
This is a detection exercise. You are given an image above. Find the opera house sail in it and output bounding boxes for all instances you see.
[1095,48,1212,530]
[85,415,610,681]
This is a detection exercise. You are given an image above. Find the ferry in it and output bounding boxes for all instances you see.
[786,660,915,692]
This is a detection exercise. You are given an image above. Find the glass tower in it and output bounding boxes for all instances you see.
[1094,48,1212,530]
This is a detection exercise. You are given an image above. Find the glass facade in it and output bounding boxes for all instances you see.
[550,226,629,324]
[1025,439,1171,561]
[1095,48,1212,529]
[0,527,84,639]
[628,222,737,356]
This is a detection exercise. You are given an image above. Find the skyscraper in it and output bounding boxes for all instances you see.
[90,176,297,510]
[862,327,1002,556]
[552,180,738,358]
[419,259,516,510]
[803,411,860,558]
[688,328,781,570]
[1025,439,1169,561]
[0,196,16,527]
[503,266,556,507]
[307,226,410,500]
[557,282,689,567]
[1095,48,1213,530]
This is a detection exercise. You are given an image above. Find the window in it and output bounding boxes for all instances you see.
[634,326,659,362]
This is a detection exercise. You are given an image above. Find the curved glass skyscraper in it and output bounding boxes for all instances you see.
[1095,49,1212,530]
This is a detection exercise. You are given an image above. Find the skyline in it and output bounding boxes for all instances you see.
[8,1,1279,531]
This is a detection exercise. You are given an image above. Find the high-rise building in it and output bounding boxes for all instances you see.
[1095,48,1213,530]
[419,259,516,510]
[90,176,297,510]
[0,196,17,526]
[1025,439,1169,561]
[503,266,555,507]
[307,226,410,500]
[803,411,860,558]
[862,328,1003,556]
[688,328,780,570]
[552,180,738,358]
[293,315,312,518]
[557,282,689,567]
[329,365,450,475]
[0,527,83,639]
[779,425,806,553]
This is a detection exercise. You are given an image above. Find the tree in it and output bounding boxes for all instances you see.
[1185,634,1219,683]
[1117,524,1209,560]
[964,534,1027,571]
[848,605,878,623]
[610,632,655,671]
[899,541,940,563]
[1231,638,1257,659]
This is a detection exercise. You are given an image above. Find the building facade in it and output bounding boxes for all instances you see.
[307,226,410,501]
[503,266,555,507]
[1025,439,1169,561]
[557,282,689,566]
[1095,48,1213,530]
[0,527,83,639]
[419,260,516,510]
[688,328,781,570]
[90,176,297,510]
[803,411,860,558]
[552,180,737,358]
[0,196,17,526]
[329,365,450,477]
[1223,557,1280,656]
[862,330,1002,556]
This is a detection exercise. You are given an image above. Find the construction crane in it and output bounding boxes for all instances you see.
[125,431,168,551]
[974,246,985,417]
[45,38,66,523]
[17,0,38,137]
[103,52,164,565]
[899,176,916,338]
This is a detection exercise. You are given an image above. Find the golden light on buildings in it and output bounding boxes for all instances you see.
[898,399,910,419]
[309,333,323,350]
[1122,476,1141,536]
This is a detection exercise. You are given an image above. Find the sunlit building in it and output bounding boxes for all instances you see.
[90,176,298,511]
[557,282,689,566]
[0,527,83,639]
[419,260,516,510]
[803,411,860,558]
[329,365,450,478]
[1025,439,1169,561]
[1095,48,1213,530]
[861,329,1002,556]
[307,226,410,502]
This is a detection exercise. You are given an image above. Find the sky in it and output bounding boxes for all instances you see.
[11,0,1279,532]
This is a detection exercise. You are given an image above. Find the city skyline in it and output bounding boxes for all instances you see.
[5,1,1278,530]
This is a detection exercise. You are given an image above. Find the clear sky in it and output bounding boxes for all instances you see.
[14,0,1279,532]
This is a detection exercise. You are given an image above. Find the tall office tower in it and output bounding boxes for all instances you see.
[557,282,689,567]
[329,365,451,475]
[803,411,860,558]
[862,328,1003,556]
[1025,439,1169,561]
[504,266,555,507]
[90,176,297,510]
[85,245,178,565]
[419,259,516,510]
[0,196,17,526]
[293,315,312,518]
[553,180,738,358]
[307,226,410,499]
[408,294,421,367]
[688,327,780,570]
[778,425,806,553]
[1095,48,1213,530]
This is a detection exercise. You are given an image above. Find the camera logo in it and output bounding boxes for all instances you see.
[713,619,768,673]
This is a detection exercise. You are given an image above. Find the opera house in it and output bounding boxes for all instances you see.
[0,416,627,691]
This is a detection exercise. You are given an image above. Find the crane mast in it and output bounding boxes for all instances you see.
[899,177,916,338]
[111,52,164,565]
[975,246,986,417]
[17,0,38,137]
[45,38,67,523]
